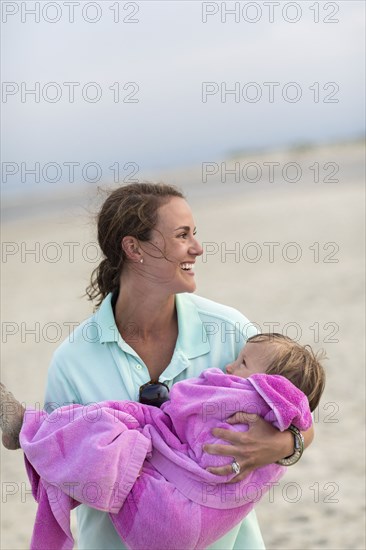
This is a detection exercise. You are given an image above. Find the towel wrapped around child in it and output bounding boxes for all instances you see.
[20,369,312,550]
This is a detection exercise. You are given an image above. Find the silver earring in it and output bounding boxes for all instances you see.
[140,258,143,264]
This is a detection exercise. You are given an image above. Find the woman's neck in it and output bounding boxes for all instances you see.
[114,282,176,340]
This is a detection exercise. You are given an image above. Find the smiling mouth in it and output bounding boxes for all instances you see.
[180,263,195,271]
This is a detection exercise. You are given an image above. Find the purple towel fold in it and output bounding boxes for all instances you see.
[20,370,312,549]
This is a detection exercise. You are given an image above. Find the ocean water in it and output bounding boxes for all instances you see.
[1,140,364,222]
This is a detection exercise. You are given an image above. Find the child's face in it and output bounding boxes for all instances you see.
[225,341,274,378]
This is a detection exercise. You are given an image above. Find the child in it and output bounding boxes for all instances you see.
[0,333,325,550]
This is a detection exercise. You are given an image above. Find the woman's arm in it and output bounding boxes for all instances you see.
[203,413,314,482]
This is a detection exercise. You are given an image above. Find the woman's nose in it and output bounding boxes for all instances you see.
[190,237,203,256]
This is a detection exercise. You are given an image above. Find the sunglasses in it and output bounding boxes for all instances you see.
[139,380,170,408]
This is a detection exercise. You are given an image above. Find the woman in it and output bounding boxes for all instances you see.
[44,182,314,549]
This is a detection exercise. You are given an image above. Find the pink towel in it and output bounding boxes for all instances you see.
[20,370,312,549]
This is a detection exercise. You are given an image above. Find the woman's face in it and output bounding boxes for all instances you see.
[141,197,203,294]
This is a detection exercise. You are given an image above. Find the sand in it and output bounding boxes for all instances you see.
[1,142,365,549]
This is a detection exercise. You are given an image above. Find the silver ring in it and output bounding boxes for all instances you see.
[231,460,240,475]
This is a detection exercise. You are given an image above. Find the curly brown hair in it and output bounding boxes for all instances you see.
[85,182,185,308]
[247,333,326,412]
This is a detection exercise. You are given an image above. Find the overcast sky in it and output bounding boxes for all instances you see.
[1,0,365,185]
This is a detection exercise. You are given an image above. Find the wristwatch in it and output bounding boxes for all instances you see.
[275,424,305,466]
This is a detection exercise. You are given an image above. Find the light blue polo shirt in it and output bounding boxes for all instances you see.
[45,292,265,550]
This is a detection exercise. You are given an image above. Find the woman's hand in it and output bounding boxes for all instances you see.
[203,412,314,483]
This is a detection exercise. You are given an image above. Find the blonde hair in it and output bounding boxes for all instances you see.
[247,333,326,412]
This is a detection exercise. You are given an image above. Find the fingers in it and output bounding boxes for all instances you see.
[203,442,237,456]
[206,464,235,476]
[203,425,258,479]
[203,427,249,455]
[226,412,260,425]
[206,463,251,481]
[209,427,247,444]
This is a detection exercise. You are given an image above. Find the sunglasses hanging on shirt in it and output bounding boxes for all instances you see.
[139,380,170,408]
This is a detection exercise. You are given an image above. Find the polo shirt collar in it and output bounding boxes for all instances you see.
[96,292,120,344]
[96,292,211,360]
[159,293,211,382]
[175,293,210,359]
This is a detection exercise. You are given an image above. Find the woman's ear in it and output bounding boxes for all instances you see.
[121,236,141,262]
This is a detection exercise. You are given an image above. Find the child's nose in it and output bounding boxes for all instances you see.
[225,363,233,374]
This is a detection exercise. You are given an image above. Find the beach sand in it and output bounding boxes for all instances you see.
[1,142,365,549]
